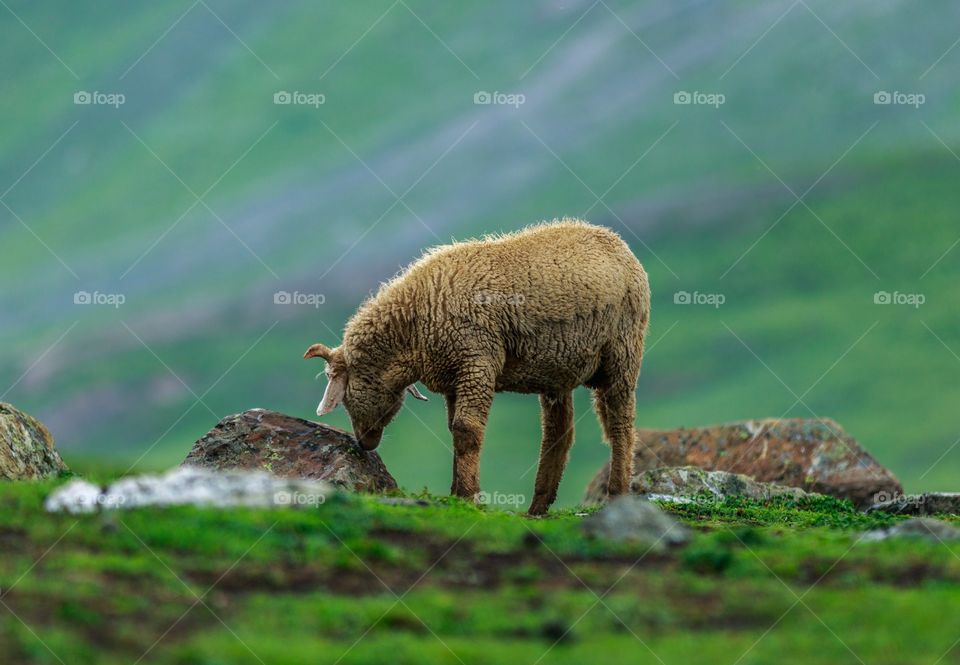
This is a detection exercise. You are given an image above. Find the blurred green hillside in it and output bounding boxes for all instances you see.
[1,0,958,505]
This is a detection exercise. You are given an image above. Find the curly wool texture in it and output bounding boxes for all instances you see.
[313,219,650,514]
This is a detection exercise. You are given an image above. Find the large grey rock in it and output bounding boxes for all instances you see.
[585,419,900,508]
[864,518,960,542]
[584,466,811,506]
[0,403,67,479]
[183,408,397,493]
[867,493,960,516]
[581,496,690,550]
[45,467,334,513]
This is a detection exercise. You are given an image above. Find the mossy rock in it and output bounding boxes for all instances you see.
[585,418,901,508]
[584,466,810,506]
[0,402,67,480]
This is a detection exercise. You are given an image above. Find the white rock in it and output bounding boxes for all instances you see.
[646,493,693,504]
[44,479,104,514]
[45,467,334,513]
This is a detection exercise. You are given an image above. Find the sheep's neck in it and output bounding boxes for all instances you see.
[348,298,424,387]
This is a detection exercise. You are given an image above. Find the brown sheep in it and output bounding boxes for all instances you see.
[304,218,650,515]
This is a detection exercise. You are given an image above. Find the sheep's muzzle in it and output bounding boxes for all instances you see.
[356,427,383,451]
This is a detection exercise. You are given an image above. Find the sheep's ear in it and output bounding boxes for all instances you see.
[317,370,347,416]
[304,343,335,361]
[405,384,429,402]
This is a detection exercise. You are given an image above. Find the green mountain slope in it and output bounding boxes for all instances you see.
[2,0,959,504]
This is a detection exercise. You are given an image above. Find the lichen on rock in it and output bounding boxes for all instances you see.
[584,419,900,508]
[0,403,67,480]
[584,466,812,506]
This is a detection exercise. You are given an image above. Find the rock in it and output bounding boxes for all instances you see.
[584,466,811,506]
[44,479,102,514]
[378,497,430,507]
[867,492,960,517]
[584,419,900,508]
[45,467,334,513]
[581,495,690,550]
[183,408,397,493]
[864,517,960,542]
[0,403,67,479]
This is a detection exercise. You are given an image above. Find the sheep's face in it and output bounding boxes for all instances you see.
[342,375,403,451]
[303,343,428,451]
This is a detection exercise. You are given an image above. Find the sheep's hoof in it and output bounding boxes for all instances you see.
[451,488,482,505]
[527,501,549,517]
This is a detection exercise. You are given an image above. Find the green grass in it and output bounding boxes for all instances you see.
[2,478,960,664]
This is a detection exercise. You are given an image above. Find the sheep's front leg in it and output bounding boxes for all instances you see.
[529,392,575,516]
[448,381,494,501]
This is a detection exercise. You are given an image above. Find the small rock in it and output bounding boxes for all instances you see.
[45,467,334,512]
[0,403,67,480]
[585,466,811,506]
[581,496,690,550]
[864,518,960,542]
[377,497,429,507]
[584,419,900,508]
[867,492,960,516]
[183,408,397,493]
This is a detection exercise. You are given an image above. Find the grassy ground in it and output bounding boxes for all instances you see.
[2,478,959,665]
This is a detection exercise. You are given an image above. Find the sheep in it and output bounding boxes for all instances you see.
[304,218,650,515]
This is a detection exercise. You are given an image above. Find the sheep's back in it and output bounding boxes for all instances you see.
[434,222,646,321]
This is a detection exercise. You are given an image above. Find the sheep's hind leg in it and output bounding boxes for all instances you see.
[529,391,575,516]
[448,383,493,501]
[594,382,636,497]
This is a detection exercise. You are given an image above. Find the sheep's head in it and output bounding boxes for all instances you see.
[303,342,427,451]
